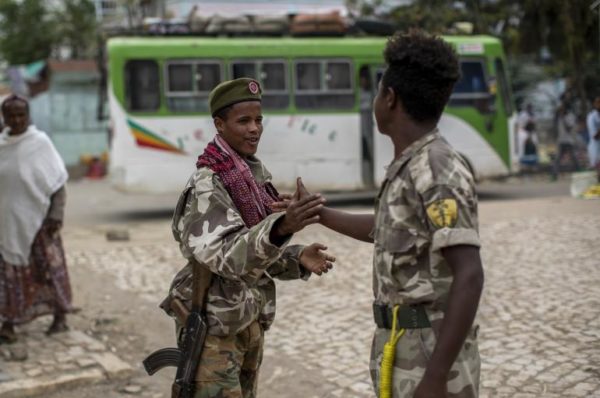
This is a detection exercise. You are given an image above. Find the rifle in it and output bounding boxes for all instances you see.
[143,262,213,398]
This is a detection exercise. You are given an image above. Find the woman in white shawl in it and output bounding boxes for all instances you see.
[0,95,73,343]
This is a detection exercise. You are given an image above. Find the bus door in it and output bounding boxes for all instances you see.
[367,66,395,187]
[449,58,496,129]
[358,65,390,188]
[358,65,375,187]
[444,58,506,177]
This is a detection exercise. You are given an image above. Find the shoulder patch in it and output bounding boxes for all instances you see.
[426,199,458,228]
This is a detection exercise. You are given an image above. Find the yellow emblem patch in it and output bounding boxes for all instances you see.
[426,199,458,228]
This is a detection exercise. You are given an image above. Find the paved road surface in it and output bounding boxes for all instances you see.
[2,176,599,398]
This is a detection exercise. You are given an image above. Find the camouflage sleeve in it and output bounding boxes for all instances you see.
[420,183,481,253]
[267,244,311,281]
[179,168,292,284]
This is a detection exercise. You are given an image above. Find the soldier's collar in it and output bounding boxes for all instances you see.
[385,128,440,180]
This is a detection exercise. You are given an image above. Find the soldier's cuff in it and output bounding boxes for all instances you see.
[267,245,310,280]
[431,228,480,252]
[261,212,293,257]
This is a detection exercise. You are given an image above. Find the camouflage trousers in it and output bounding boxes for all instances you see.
[194,321,264,398]
[369,326,480,398]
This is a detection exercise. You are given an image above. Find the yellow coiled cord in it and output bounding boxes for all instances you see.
[379,305,405,398]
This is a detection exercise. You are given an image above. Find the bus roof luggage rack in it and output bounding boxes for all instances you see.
[144,17,192,35]
[203,15,289,36]
[254,15,290,36]
[290,12,347,37]
[206,15,253,36]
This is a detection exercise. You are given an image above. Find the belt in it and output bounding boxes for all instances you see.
[373,303,431,329]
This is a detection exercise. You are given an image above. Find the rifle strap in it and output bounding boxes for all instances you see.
[191,261,213,313]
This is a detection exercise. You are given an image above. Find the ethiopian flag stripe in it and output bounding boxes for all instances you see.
[127,119,184,154]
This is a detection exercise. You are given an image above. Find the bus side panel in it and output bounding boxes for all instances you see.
[373,111,509,186]
[108,90,212,193]
[109,90,363,193]
[374,126,394,185]
[259,114,363,191]
[437,113,509,178]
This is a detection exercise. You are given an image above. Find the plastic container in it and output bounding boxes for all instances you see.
[570,171,597,197]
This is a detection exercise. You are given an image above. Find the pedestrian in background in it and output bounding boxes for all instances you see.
[586,96,600,180]
[552,105,580,179]
[517,103,538,172]
[291,31,484,398]
[162,78,335,397]
[0,95,73,343]
[520,121,539,173]
[517,104,536,139]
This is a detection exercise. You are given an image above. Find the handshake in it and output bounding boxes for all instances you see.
[270,177,335,276]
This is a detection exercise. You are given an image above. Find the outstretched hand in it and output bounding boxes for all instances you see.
[270,177,315,213]
[270,193,293,213]
[296,176,311,199]
[300,243,336,276]
[275,178,325,236]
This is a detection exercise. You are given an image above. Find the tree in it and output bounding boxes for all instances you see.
[387,1,466,34]
[500,0,598,111]
[0,0,56,64]
[377,0,598,114]
[54,0,98,59]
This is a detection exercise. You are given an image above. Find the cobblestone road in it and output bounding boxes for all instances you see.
[0,326,133,397]
[57,198,600,398]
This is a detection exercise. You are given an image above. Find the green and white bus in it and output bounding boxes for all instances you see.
[107,35,517,193]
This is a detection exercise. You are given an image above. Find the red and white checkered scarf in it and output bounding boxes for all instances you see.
[196,135,279,227]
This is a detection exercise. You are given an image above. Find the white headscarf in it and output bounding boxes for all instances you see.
[0,125,68,265]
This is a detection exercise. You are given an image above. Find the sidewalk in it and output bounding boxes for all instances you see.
[0,319,133,398]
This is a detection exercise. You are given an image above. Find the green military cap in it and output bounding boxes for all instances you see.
[209,78,262,117]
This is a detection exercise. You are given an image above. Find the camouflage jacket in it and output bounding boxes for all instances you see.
[167,156,308,337]
[373,130,480,316]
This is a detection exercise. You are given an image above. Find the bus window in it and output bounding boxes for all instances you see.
[125,60,160,111]
[296,62,321,90]
[168,64,193,92]
[494,58,513,115]
[232,63,257,80]
[326,62,352,90]
[260,62,288,109]
[449,60,493,114]
[295,59,354,110]
[165,61,221,112]
[231,60,289,109]
[371,66,385,95]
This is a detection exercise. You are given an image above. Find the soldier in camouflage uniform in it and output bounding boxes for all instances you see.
[162,78,335,398]
[306,31,484,397]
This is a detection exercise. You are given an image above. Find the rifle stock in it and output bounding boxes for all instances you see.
[143,310,208,398]
[143,347,181,375]
[145,262,212,398]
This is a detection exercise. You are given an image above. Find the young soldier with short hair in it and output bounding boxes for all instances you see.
[164,78,335,398]
[294,31,484,397]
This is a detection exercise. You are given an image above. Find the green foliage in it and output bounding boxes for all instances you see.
[54,0,98,59]
[0,0,98,64]
[0,0,56,64]
[371,0,599,110]
[388,1,467,34]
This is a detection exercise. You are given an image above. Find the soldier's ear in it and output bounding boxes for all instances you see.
[386,87,397,110]
[214,117,224,134]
